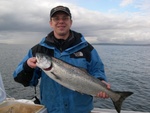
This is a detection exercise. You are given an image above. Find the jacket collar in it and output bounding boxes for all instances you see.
[40,30,88,53]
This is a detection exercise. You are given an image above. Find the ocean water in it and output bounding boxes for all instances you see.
[0,44,150,112]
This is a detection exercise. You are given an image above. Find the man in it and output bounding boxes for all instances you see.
[13,5,110,113]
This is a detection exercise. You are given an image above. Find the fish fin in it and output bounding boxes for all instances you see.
[111,91,133,113]
[51,72,61,80]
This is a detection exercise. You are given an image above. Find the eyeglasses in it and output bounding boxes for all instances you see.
[51,16,70,22]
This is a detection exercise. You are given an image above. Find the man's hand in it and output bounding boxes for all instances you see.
[27,57,37,68]
[96,80,110,98]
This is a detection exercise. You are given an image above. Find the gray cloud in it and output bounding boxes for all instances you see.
[0,0,150,44]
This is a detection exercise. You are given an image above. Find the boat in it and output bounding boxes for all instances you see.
[0,73,149,113]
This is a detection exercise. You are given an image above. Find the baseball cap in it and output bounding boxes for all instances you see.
[50,6,71,18]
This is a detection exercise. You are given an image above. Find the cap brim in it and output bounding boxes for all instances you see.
[51,10,70,17]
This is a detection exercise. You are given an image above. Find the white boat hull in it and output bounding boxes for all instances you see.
[91,108,149,113]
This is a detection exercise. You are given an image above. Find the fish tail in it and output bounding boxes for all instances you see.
[112,91,133,113]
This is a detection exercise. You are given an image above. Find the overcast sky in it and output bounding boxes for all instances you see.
[0,0,150,44]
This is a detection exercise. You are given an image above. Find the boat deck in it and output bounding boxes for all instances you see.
[91,108,149,113]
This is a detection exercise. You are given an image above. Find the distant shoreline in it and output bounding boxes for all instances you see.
[91,43,150,46]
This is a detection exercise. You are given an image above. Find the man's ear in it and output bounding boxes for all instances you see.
[49,20,52,27]
[70,19,73,25]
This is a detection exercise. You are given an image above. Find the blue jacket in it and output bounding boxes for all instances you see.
[13,30,107,113]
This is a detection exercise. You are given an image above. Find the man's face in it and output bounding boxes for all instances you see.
[50,12,72,39]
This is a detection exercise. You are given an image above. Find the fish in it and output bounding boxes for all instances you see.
[36,53,133,113]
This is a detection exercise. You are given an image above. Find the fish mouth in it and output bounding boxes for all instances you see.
[36,53,52,69]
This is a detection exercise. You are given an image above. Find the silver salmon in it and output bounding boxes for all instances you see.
[36,53,133,113]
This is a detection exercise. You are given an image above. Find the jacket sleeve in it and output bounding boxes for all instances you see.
[87,48,107,81]
[13,49,41,87]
